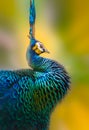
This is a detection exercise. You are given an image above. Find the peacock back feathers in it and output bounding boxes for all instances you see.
[0,61,70,130]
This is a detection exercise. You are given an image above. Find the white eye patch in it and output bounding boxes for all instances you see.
[36,42,44,52]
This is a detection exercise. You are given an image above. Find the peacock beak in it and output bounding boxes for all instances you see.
[44,48,50,53]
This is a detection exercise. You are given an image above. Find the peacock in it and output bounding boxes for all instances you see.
[0,0,70,130]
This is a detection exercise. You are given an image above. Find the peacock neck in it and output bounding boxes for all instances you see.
[27,49,51,72]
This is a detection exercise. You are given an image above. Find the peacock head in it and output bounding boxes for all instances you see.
[30,38,50,55]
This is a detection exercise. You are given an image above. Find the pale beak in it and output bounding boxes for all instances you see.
[44,48,50,53]
[42,44,50,53]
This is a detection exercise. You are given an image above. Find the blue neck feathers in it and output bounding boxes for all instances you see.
[26,45,51,72]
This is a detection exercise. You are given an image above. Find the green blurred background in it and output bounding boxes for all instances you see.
[0,0,89,130]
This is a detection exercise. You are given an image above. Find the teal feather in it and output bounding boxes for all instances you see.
[29,0,36,38]
[0,0,70,129]
[0,39,70,130]
[30,0,36,25]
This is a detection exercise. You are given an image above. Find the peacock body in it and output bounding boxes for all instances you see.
[0,0,70,130]
[0,38,70,130]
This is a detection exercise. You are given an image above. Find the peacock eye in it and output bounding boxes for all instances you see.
[39,45,42,48]
[39,44,43,49]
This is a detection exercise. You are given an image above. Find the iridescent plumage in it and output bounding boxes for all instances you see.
[0,38,70,130]
[0,0,70,130]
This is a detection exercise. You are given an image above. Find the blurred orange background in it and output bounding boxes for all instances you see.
[0,0,89,130]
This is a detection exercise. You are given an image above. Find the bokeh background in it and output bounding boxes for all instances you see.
[0,0,89,130]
